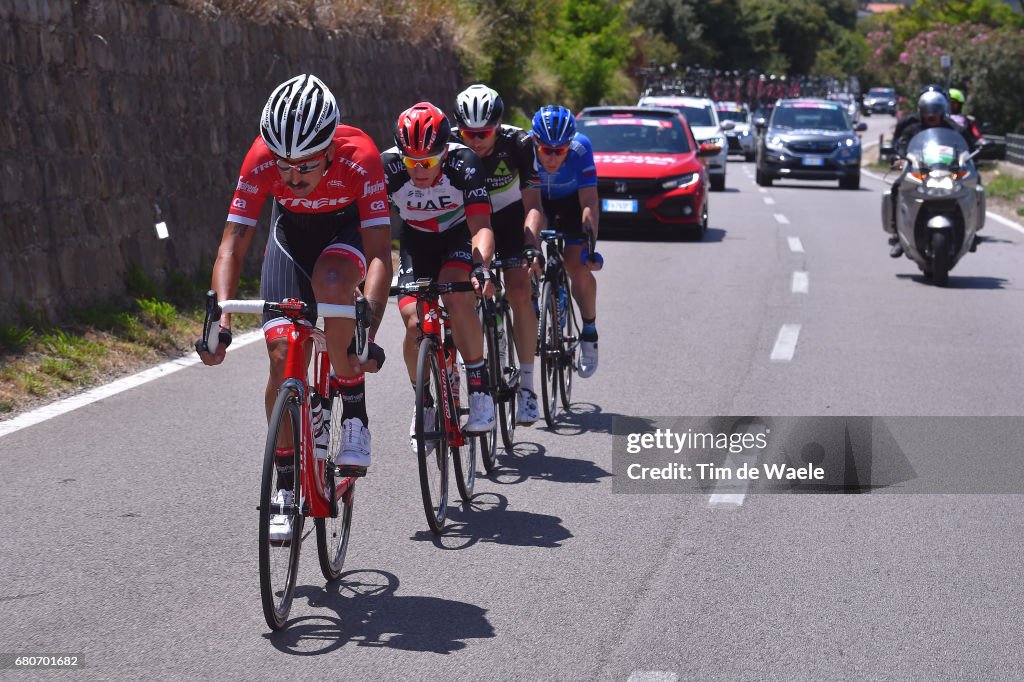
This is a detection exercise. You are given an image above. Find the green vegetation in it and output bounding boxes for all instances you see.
[0,264,260,418]
[986,172,1024,202]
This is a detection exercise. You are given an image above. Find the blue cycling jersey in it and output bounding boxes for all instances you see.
[536,133,598,200]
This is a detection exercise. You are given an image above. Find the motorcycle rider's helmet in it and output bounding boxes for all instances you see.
[948,88,965,113]
[918,90,948,128]
[920,83,948,100]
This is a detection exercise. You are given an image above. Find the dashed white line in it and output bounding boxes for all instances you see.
[774,213,790,224]
[792,271,809,294]
[763,197,776,205]
[787,237,804,253]
[758,187,768,193]
[0,331,265,439]
[770,324,801,362]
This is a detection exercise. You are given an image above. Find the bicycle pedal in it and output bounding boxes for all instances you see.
[335,464,367,478]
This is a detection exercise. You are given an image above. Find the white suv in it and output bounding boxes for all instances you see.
[638,94,732,190]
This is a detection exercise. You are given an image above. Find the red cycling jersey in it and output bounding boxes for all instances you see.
[227,125,391,230]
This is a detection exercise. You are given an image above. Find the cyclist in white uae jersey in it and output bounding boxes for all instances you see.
[382,102,497,443]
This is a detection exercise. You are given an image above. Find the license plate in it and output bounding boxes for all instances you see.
[802,157,825,166]
[602,198,637,213]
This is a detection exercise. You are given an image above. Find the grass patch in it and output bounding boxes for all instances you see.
[0,326,34,353]
[986,172,1024,202]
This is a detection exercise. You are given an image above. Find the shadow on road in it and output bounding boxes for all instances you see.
[895,273,1009,289]
[486,440,611,487]
[266,569,494,654]
[599,227,727,243]
[410,491,574,550]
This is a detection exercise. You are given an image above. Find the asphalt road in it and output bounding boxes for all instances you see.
[3,114,1023,680]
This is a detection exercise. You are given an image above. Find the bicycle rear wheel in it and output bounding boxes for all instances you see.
[259,383,304,631]
[497,300,518,453]
[416,338,449,534]
[538,280,561,427]
[316,392,354,582]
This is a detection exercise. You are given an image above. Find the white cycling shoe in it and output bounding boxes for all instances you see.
[268,489,294,544]
[516,388,539,425]
[409,405,437,455]
[464,392,496,433]
[579,340,598,378]
[336,418,371,470]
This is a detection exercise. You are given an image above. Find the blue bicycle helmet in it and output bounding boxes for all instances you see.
[532,105,576,146]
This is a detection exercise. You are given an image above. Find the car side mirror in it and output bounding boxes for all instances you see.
[854,122,868,132]
[720,120,735,131]
[698,142,721,158]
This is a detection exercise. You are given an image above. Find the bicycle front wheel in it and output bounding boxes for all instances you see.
[538,281,561,427]
[316,392,354,581]
[416,338,449,534]
[259,383,304,631]
[559,275,576,411]
[497,301,518,453]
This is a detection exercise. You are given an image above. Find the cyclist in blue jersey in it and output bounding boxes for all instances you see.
[532,105,601,378]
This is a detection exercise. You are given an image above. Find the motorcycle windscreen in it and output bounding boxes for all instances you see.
[905,127,970,170]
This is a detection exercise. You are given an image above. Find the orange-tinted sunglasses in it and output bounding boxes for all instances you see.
[462,127,498,140]
[402,153,445,170]
[536,144,569,157]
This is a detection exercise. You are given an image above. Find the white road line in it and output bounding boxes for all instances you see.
[770,324,801,361]
[708,422,770,508]
[764,197,776,205]
[787,236,804,253]
[861,167,1024,234]
[774,213,790,224]
[758,187,768,193]
[627,672,679,682]
[792,271,809,294]
[0,330,265,439]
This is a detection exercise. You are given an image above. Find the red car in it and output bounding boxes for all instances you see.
[577,106,721,240]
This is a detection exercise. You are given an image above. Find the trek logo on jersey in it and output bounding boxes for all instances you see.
[278,196,353,209]
[232,197,247,209]
[337,157,369,176]
[363,180,386,196]
[254,160,276,174]
[236,177,259,194]
[407,196,456,211]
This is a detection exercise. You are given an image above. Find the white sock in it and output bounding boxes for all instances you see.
[520,363,535,393]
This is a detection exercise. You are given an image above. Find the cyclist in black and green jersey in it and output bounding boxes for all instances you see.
[452,84,545,425]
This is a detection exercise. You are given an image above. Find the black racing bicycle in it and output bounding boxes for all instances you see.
[536,230,582,426]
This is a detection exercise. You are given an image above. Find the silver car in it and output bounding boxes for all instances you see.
[715,101,755,161]
[638,95,732,191]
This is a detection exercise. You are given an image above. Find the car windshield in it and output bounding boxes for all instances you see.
[770,105,848,131]
[716,109,748,123]
[868,88,894,98]
[672,106,715,127]
[580,117,692,154]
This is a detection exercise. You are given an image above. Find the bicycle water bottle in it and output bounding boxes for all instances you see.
[557,288,568,330]
[311,393,331,461]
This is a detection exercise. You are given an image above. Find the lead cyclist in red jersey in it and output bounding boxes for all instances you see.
[197,75,392,540]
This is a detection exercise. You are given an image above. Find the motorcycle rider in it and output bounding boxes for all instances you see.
[948,88,983,144]
[887,89,981,257]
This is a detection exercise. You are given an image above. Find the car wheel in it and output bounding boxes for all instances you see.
[839,174,860,190]
[755,168,773,187]
[710,174,725,192]
[688,199,708,241]
[744,152,755,163]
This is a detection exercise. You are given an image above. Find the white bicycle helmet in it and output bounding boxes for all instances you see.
[260,74,339,159]
[454,84,504,129]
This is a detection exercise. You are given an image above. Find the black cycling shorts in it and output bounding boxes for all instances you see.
[541,194,585,244]
[397,221,475,295]
[492,202,527,262]
[260,201,365,329]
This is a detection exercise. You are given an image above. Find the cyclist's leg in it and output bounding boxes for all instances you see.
[438,224,493,433]
[494,205,536,365]
[554,195,599,377]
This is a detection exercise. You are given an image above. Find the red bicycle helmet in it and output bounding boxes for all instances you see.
[394,102,451,157]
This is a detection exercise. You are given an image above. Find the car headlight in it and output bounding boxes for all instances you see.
[765,136,785,150]
[844,137,858,147]
[661,172,700,190]
[703,137,723,148]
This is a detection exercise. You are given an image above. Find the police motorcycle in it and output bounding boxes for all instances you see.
[881,127,986,287]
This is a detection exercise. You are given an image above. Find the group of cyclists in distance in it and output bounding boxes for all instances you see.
[196,74,603,539]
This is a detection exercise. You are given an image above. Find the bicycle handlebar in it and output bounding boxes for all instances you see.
[198,290,369,362]
[389,280,477,298]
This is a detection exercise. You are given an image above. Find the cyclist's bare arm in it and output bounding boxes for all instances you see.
[200,222,256,365]
[356,226,393,373]
[578,186,600,240]
[522,187,544,248]
[466,213,496,297]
